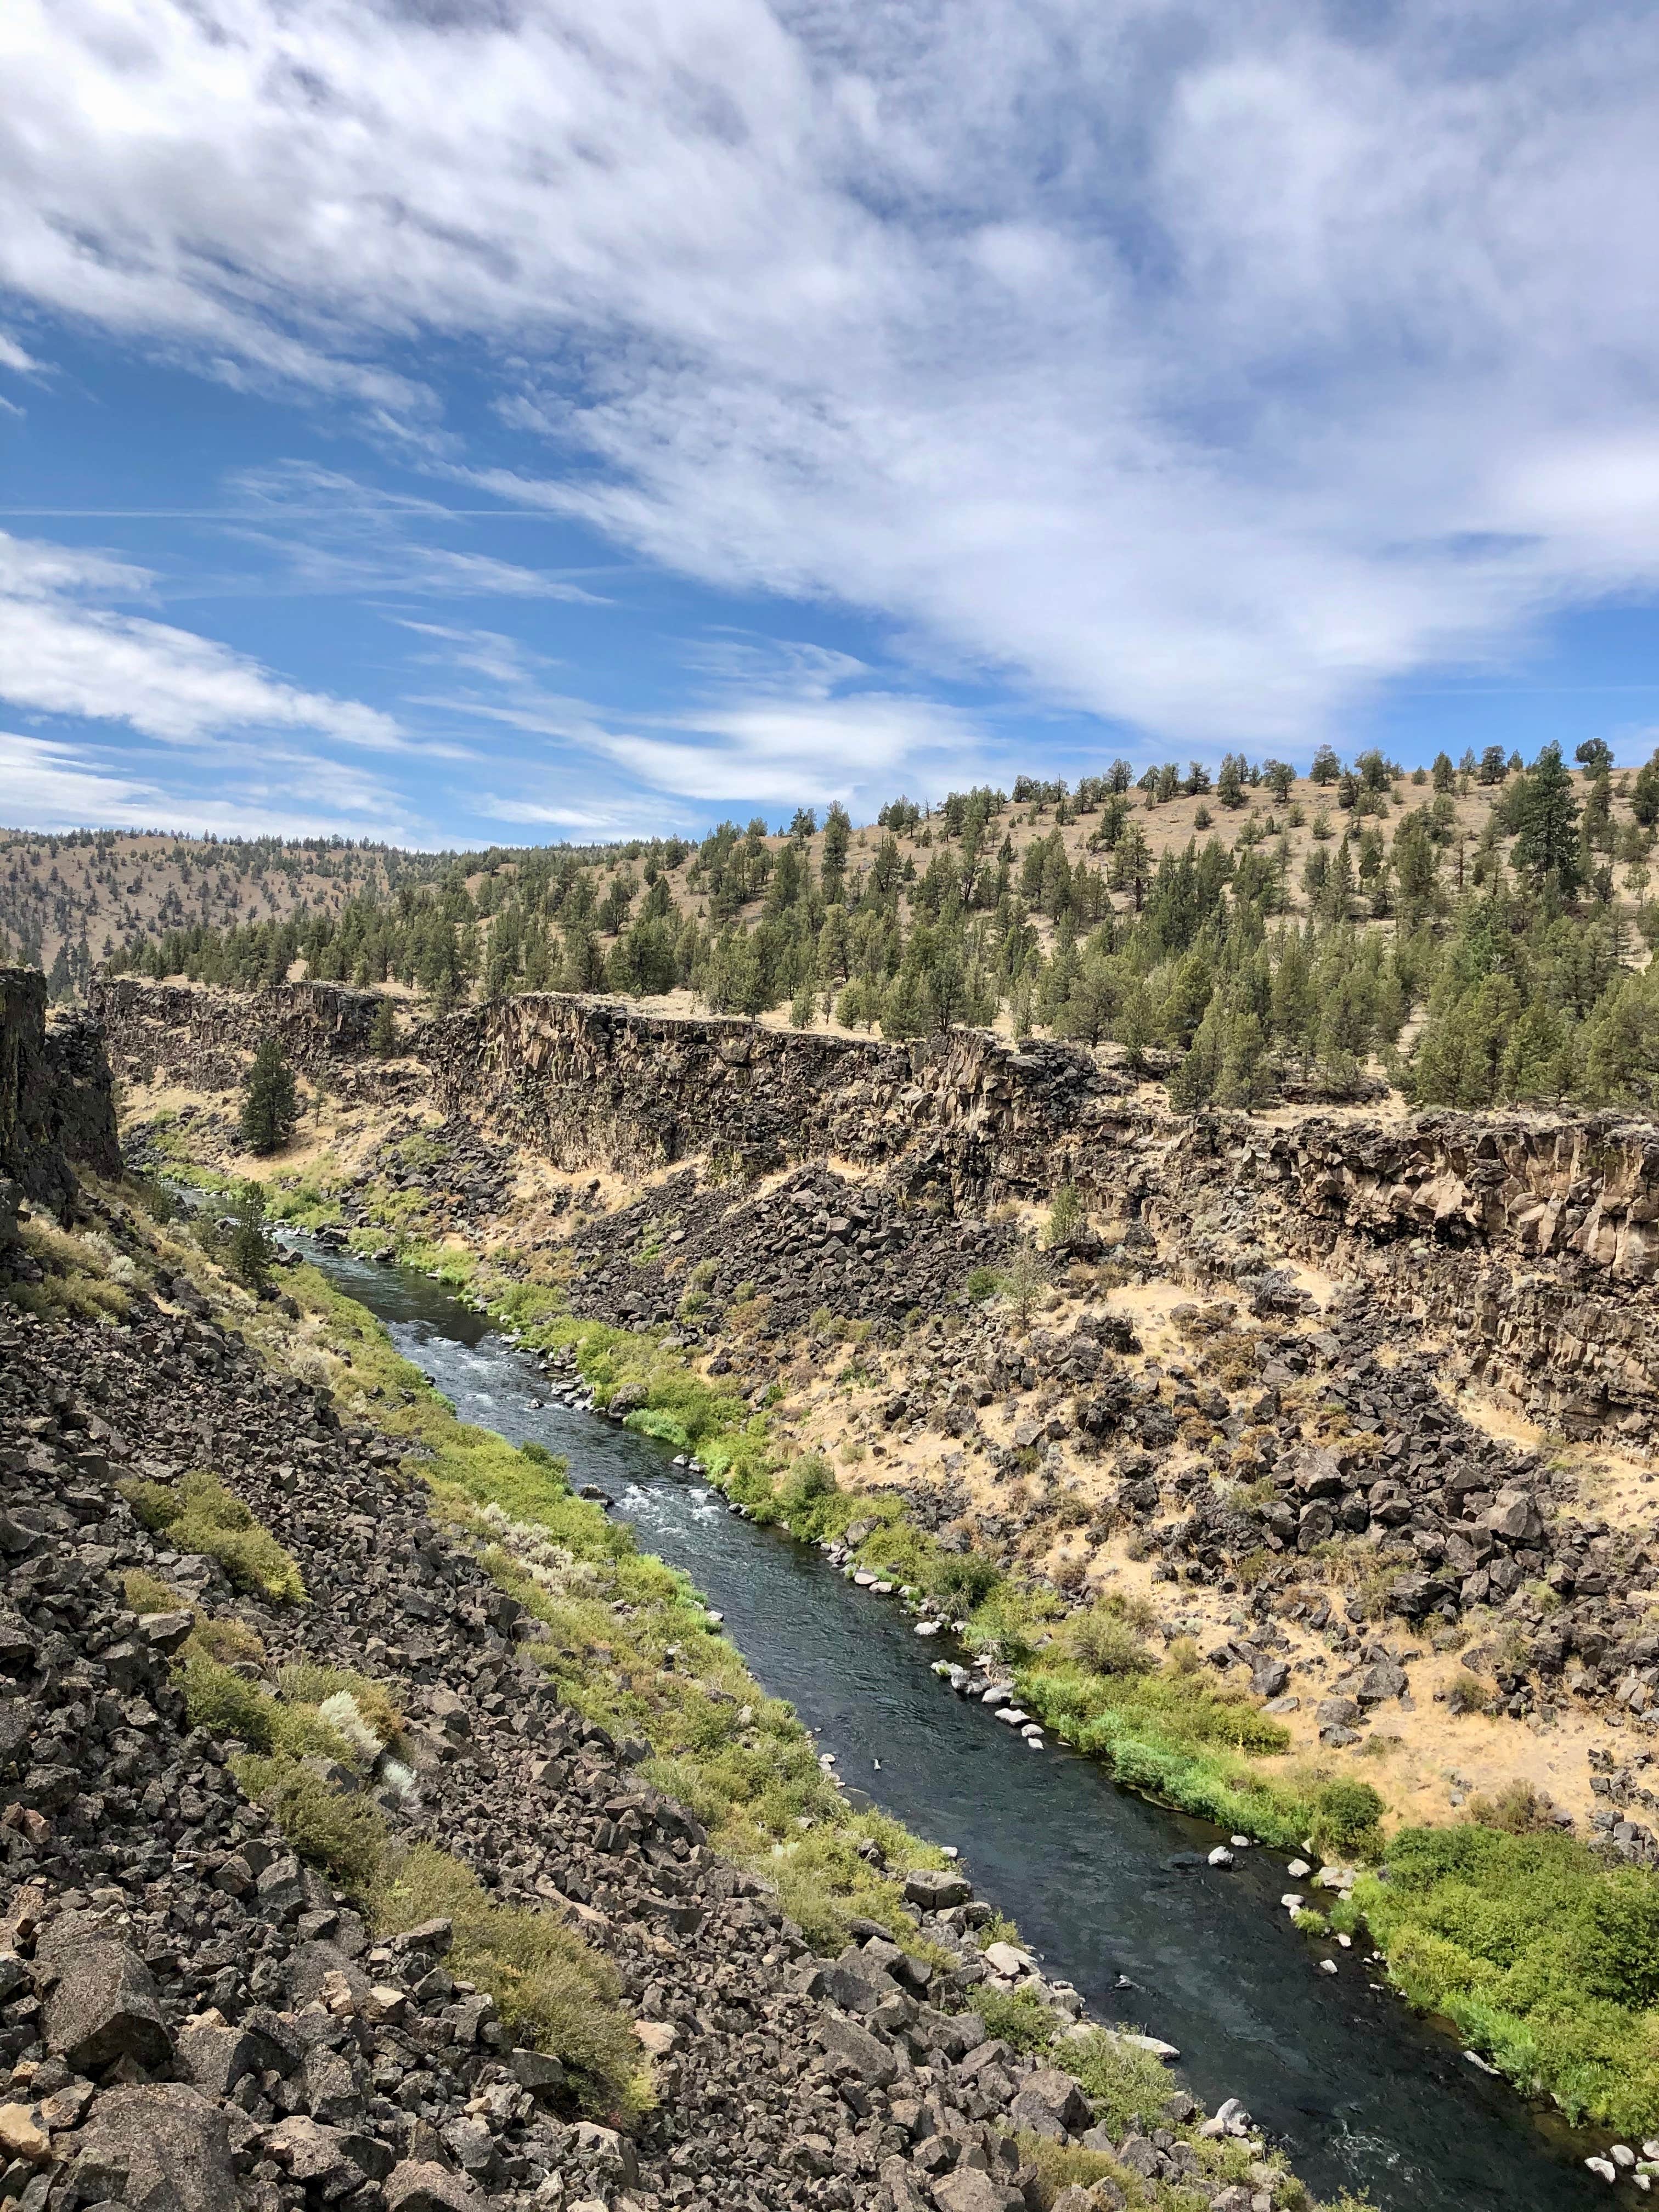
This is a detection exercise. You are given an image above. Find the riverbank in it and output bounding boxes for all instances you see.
[2,1163,1344,2212]
[116,1089,1659,2154]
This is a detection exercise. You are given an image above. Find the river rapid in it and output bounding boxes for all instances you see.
[292,1235,1611,2212]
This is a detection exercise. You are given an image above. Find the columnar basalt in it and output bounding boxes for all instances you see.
[89,978,1659,1438]
[1,966,120,1220]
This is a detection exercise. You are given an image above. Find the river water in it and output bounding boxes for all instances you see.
[293,1237,1609,2212]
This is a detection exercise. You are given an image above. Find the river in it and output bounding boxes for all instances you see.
[292,1235,1609,2212]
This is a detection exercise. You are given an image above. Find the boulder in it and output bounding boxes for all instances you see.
[904,1868,971,1911]
[177,2022,258,2097]
[930,2169,1026,2212]
[386,2160,479,2212]
[1005,2066,1093,2143]
[816,2010,899,2086]
[70,2085,239,2212]
[42,1938,172,2074]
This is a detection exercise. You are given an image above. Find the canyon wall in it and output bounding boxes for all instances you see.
[91,977,1659,1437]
[1,964,120,1220]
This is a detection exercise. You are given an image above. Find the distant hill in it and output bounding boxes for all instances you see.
[12,741,1659,1110]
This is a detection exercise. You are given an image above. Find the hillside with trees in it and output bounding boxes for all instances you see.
[35,738,1659,1111]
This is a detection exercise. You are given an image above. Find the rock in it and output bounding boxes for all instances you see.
[983,1940,1032,1977]
[177,2023,257,2097]
[42,1937,172,2074]
[904,1868,972,1910]
[930,2169,1027,2212]
[0,2104,51,2165]
[386,2159,479,2212]
[509,2047,566,2096]
[267,2113,391,2189]
[70,2085,239,2212]
[1008,2066,1091,2135]
[815,2010,899,2086]
[136,1610,195,1655]
[1117,2134,1164,2179]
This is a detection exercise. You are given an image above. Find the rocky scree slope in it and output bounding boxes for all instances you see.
[0,1295,1299,2212]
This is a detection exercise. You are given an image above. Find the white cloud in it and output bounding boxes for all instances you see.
[0,331,39,375]
[419,620,987,820]
[0,729,413,839]
[0,530,403,747]
[3,1,1659,749]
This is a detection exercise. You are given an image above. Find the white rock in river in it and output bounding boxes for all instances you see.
[914,1621,943,1637]
[1230,1835,1251,1848]
[981,1684,1013,1708]
[1318,1959,1338,1975]
[1207,1846,1234,1869]
[1613,2147,1637,2169]
[1286,1858,1311,1878]
[984,1941,1035,1977]
[1124,2032,1180,2061]
[1584,2157,1616,2183]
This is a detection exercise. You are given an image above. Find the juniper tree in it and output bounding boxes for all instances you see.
[240,1035,297,1154]
[1510,743,1582,898]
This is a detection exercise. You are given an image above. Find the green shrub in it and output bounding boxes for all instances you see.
[1065,2028,1177,2136]
[964,1266,1005,1302]
[120,1469,305,1604]
[1444,1669,1493,1716]
[1058,1602,1156,1678]
[180,1650,281,1751]
[1312,1779,1385,1859]
[233,1751,388,1889]
[372,1843,644,2113]
[1357,1823,1659,2129]
[967,1986,1056,2053]
[276,1662,405,1748]
[189,1615,266,1667]
[121,1568,179,1615]
[1463,1780,1555,1835]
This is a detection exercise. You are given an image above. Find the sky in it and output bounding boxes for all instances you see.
[3,2,1659,848]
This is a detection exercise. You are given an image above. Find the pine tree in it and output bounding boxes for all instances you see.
[1510,743,1582,896]
[240,1035,297,1154]
[227,1179,272,1287]
[369,998,399,1057]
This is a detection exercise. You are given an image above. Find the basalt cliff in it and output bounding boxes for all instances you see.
[89,977,1659,1445]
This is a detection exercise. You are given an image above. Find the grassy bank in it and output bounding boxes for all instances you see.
[276,1265,961,1956]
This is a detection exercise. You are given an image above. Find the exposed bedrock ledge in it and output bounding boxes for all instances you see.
[89,978,1659,1435]
[90,979,1659,1265]
[2,964,120,1219]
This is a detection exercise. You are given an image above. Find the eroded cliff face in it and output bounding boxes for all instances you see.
[91,977,1659,1436]
[1,965,120,1221]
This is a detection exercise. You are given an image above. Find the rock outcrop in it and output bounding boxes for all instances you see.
[1,966,120,1224]
[88,978,1659,1437]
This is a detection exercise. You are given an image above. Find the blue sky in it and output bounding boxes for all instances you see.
[3,1,1659,848]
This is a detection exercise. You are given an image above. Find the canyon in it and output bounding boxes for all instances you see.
[4,968,1659,2211]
